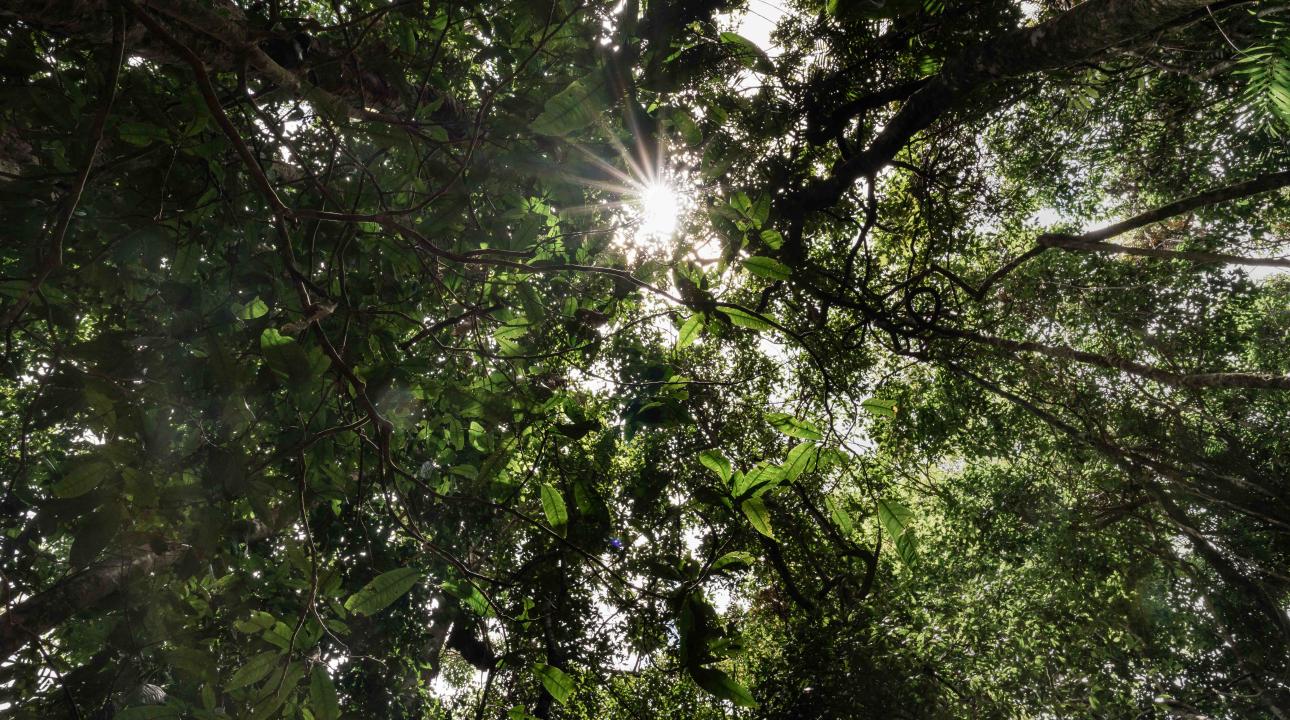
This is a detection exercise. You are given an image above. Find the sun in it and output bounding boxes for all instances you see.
[635,179,681,242]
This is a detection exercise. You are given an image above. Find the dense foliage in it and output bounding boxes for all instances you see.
[1,0,1288,717]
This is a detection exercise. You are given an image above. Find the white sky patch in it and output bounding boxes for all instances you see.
[1030,207,1069,227]
[718,0,787,95]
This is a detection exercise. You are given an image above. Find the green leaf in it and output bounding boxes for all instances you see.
[741,497,774,538]
[710,551,756,573]
[765,412,823,440]
[825,496,854,535]
[759,228,784,250]
[238,296,269,320]
[540,483,569,535]
[344,567,421,616]
[676,314,704,350]
[690,666,758,708]
[234,610,277,634]
[227,651,280,691]
[862,397,898,418]
[531,75,608,136]
[742,256,792,280]
[878,498,917,567]
[51,458,112,499]
[735,463,785,498]
[782,442,820,481]
[309,666,340,720]
[698,449,733,484]
[442,579,492,617]
[260,327,312,382]
[117,121,168,146]
[717,306,773,331]
[719,32,773,74]
[533,663,574,705]
[752,194,771,226]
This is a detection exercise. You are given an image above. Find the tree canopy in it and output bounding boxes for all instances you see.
[1,0,1289,717]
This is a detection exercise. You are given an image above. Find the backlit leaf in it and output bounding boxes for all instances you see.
[741,497,774,538]
[533,663,574,705]
[718,306,773,331]
[227,651,279,691]
[742,256,792,280]
[698,449,732,483]
[710,551,756,573]
[540,483,569,535]
[676,314,704,350]
[782,442,820,481]
[531,75,608,136]
[878,499,917,567]
[344,567,421,616]
[719,32,773,74]
[690,666,758,707]
[766,412,823,440]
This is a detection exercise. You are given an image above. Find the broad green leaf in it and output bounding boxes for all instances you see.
[862,397,898,418]
[690,666,758,708]
[718,306,773,331]
[741,497,774,538]
[759,228,784,250]
[259,327,311,381]
[878,499,917,567]
[752,194,771,226]
[309,666,340,720]
[719,32,773,74]
[698,449,732,483]
[52,458,111,499]
[531,75,608,136]
[238,296,269,320]
[735,463,785,498]
[443,579,492,616]
[227,651,279,691]
[742,256,792,280]
[782,442,820,481]
[344,567,421,616]
[676,314,704,350]
[117,121,167,146]
[825,496,854,535]
[540,483,569,535]
[533,663,574,705]
[765,412,823,440]
[710,551,756,573]
[233,610,277,634]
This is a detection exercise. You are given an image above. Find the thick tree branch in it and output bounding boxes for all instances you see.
[963,169,1290,299]
[938,326,1290,391]
[800,0,1218,213]
[1038,168,1290,266]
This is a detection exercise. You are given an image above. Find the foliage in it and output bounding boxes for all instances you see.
[0,0,1288,718]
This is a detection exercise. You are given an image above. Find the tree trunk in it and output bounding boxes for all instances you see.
[0,544,182,661]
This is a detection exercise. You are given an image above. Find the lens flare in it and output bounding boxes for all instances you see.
[636,180,680,241]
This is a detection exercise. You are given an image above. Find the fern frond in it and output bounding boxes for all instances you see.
[1236,31,1290,135]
